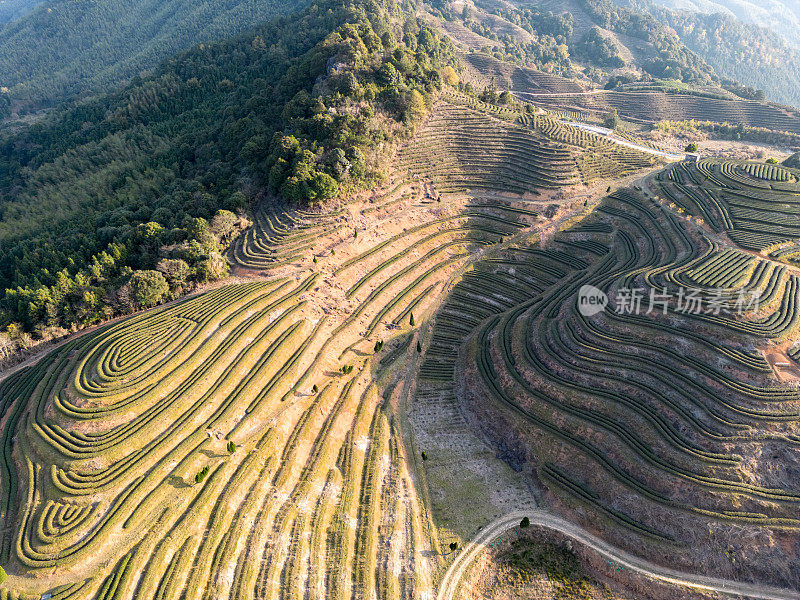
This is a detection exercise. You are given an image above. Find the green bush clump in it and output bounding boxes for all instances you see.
[194,466,210,484]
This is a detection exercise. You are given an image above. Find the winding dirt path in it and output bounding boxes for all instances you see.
[437,510,800,600]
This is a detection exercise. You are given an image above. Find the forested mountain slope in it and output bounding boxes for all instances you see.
[0,0,456,333]
[613,0,800,106]
[647,0,800,48]
[449,0,719,86]
[0,0,306,108]
[503,0,800,106]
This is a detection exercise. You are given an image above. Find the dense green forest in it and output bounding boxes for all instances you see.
[645,0,800,50]
[574,26,625,69]
[462,0,716,86]
[579,0,717,84]
[458,5,575,76]
[0,0,456,334]
[616,0,800,106]
[0,0,307,109]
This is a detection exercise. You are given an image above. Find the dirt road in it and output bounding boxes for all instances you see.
[437,510,800,600]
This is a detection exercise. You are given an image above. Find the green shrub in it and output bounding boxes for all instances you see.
[227,441,237,453]
[194,466,210,484]
[602,109,619,130]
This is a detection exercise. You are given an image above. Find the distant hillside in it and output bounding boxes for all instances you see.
[0,0,41,23]
[614,0,800,106]
[646,0,800,48]
[445,0,718,86]
[0,0,307,109]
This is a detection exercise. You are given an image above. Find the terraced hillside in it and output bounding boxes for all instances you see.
[0,87,650,598]
[435,163,800,587]
[4,90,800,598]
[460,52,585,95]
[397,103,579,194]
[520,89,800,133]
[398,92,661,192]
[656,158,800,252]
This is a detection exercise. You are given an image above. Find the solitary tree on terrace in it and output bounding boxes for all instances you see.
[195,466,210,484]
[603,109,619,130]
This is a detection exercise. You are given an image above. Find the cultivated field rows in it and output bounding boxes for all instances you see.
[523,89,800,133]
[0,94,632,599]
[450,163,800,586]
[4,99,786,599]
[398,95,662,194]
